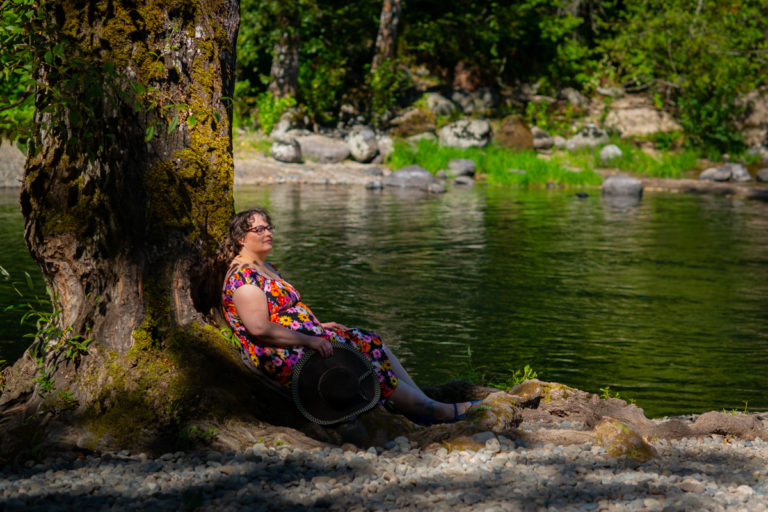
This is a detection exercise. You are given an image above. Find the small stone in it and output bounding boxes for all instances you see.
[365,180,383,190]
[680,478,705,493]
[427,182,446,194]
[756,168,768,182]
[454,176,474,186]
[447,158,476,177]
[699,167,732,182]
[599,144,623,165]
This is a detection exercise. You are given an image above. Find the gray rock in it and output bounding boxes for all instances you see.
[435,170,448,180]
[346,126,379,162]
[269,139,302,163]
[447,158,476,177]
[553,135,567,149]
[532,126,555,150]
[366,180,382,190]
[406,132,437,145]
[438,120,491,148]
[451,87,498,115]
[295,134,350,163]
[596,86,625,98]
[383,165,436,190]
[454,176,474,186]
[363,166,384,177]
[560,87,589,108]
[601,174,643,198]
[427,182,447,194]
[756,168,768,182]
[422,93,456,116]
[724,163,752,182]
[566,124,610,152]
[472,431,496,444]
[377,135,394,159]
[699,167,732,182]
[599,144,623,165]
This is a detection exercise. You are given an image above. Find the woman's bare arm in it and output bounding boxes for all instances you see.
[233,284,333,357]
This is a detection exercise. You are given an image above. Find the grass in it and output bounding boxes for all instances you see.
[233,129,271,158]
[387,139,603,187]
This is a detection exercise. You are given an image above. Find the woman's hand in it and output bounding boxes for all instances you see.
[320,321,349,332]
[307,336,334,358]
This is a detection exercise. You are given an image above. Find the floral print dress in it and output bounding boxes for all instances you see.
[222,265,398,401]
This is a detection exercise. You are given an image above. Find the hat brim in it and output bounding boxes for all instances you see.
[292,341,381,425]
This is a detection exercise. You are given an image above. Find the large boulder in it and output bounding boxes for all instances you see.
[382,165,436,190]
[725,163,752,182]
[601,94,682,137]
[531,126,555,150]
[389,108,436,137]
[346,126,379,163]
[377,135,394,159]
[421,93,456,116]
[565,124,610,152]
[756,168,768,182]
[493,115,534,150]
[699,164,751,182]
[699,167,732,182]
[269,139,302,163]
[601,174,643,198]
[294,134,350,164]
[438,119,491,148]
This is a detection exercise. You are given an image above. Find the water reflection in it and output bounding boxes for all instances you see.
[1,183,767,417]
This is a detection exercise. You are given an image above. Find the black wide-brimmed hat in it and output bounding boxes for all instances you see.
[291,341,380,425]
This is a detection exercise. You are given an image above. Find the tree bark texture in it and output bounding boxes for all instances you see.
[267,12,300,98]
[371,0,402,72]
[0,0,245,456]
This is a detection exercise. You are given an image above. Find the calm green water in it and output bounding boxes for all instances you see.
[2,184,768,417]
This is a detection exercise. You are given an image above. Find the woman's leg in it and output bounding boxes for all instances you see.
[383,345,420,390]
[387,380,473,423]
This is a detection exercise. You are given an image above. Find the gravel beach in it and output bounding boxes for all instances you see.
[2,416,767,512]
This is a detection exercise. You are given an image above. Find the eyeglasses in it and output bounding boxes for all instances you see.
[247,224,275,235]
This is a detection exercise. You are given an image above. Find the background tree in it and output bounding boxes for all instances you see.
[371,0,403,73]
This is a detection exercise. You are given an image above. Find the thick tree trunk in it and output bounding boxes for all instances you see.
[267,15,300,99]
[0,0,247,457]
[371,0,403,72]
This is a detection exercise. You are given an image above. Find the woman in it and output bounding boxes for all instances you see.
[221,207,476,424]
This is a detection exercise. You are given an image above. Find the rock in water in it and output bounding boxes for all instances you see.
[601,175,643,198]
[447,159,476,177]
[724,163,752,182]
[383,165,436,190]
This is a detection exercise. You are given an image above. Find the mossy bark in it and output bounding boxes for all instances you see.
[0,0,246,459]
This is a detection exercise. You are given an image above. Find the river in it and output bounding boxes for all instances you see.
[2,183,767,418]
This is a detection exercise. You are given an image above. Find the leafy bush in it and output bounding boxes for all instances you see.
[255,91,296,135]
[599,0,768,153]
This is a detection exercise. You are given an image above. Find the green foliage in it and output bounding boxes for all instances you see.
[367,59,408,119]
[587,140,700,178]
[599,0,768,153]
[462,346,538,390]
[388,139,602,187]
[524,100,579,137]
[298,48,347,126]
[255,91,296,135]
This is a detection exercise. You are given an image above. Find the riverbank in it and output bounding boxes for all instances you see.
[2,412,767,512]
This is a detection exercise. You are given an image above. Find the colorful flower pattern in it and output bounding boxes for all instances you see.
[222,266,398,400]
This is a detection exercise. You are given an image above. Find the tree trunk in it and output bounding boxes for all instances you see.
[267,13,300,98]
[0,0,252,457]
[371,0,403,72]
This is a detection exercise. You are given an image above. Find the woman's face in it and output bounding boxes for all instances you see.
[240,214,274,257]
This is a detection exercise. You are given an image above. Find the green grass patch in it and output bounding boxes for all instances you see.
[233,129,271,157]
[387,139,602,187]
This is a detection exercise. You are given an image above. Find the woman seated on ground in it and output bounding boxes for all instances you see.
[221,207,475,424]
